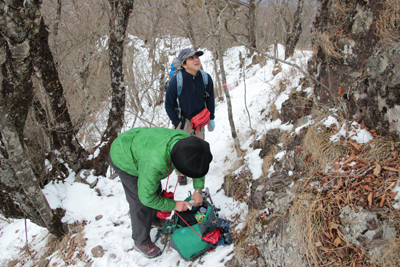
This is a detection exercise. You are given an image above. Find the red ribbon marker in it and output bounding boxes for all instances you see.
[222,84,232,90]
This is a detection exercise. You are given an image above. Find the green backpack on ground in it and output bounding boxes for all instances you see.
[156,188,232,260]
[169,198,217,260]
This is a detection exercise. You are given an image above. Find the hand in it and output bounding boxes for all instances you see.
[191,191,203,207]
[174,201,190,212]
[208,120,215,132]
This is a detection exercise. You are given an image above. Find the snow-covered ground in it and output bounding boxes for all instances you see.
[2,40,392,267]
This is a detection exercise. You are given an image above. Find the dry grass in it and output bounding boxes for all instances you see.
[292,126,400,266]
[376,0,400,47]
[362,137,399,162]
[289,194,324,266]
[223,166,251,202]
[303,122,349,177]
[315,32,343,60]
[261,146,279,176]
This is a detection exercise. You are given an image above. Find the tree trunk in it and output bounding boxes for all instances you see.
[182,0,197,48]
[0,95,64,237]
[33,18,87,172]
[247,0,257,54]
[0,0,64,237]
[284,0,304,60]
[205,0,243,157]
[82,0,134,176]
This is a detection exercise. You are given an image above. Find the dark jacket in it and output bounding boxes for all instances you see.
[165,70,215,127]
[109,127,205,211]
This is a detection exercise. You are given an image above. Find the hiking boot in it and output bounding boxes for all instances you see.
[134,241,161,258]
[151,219,168,229]
[179,175,187,185]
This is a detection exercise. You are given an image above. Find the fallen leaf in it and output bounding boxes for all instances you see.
[387,182,397,190]
[361,184,373,191]
[389,191,398,198]
[329,221,337,230]
[368,193,373,207]
[334,237,342,247]
[315,241,322,247]
[379,197,386,207]
[338,86,345,96]
[321,246,330,252]
[344,154,356,164]
[374,164,382,176]
[334,163,342,170]
[383,166,400,172]
[349,140,361,150]
[336,179,344,190]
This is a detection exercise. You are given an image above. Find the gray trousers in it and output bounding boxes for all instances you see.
[109,155,162,245]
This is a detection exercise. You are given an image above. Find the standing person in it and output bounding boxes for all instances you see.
[165,48,215,185]
[109,127,213,258]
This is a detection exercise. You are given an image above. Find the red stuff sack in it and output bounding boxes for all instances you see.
[190,108,210,131]
[157,190,174,219]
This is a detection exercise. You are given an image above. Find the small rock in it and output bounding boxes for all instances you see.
[95,215,103,221]
[91,245,105,258]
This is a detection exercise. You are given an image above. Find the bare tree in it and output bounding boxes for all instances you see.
[226,0,259,54]
[204,0,244,157]
[33,18,87,172]
[285,0,304,59]
[82,0,134,176]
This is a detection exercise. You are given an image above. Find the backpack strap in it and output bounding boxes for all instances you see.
[199,70,208,88]
[176,70,209,123]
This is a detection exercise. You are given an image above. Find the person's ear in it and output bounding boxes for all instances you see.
[182,62,187,69]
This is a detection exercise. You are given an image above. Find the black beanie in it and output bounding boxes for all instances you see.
[171,136,213,178]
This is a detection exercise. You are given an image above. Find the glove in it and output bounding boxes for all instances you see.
[208,120,215,132]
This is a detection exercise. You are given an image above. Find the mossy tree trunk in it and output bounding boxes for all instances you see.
[0,0,64,238]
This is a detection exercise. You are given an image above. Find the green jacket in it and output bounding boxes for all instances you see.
[110,127,205,211]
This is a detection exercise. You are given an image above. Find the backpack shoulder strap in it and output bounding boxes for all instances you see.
[176,71,183,96]
[199,70,210,103]
[199,70,208,89]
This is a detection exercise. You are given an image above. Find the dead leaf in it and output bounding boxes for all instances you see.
[349,140,361,150]
[389,191,398,198]
[387,182,397,190]
[374,164,382,176]
[336,179,344,190]
[368,193,373,207]
[344,154,356,164]
[315,241,322,247]
[329,221,337,230]
[321,246,330,252]
[383,166,400,172]
[334,237,342,247]
[338,86,345,96]
[333,163,342,170]
[379,197,386,207]
[361,184,373,191]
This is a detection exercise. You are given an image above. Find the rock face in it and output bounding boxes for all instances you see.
[229,1,400,266]
[308,0,400,138]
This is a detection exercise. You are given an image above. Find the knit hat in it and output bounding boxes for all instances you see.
[177,48,204,63]
[171,136,213,178]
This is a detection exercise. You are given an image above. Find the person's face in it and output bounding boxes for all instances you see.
[182,54,201,75]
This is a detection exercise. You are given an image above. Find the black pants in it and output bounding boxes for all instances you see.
[109,155,162,245]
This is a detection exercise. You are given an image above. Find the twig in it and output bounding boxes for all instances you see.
[24,217,33,260]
